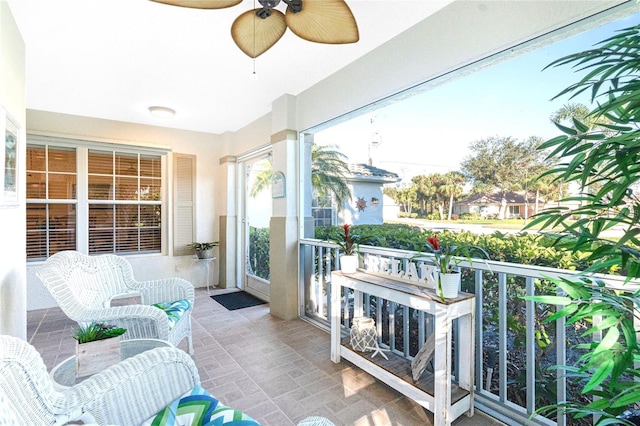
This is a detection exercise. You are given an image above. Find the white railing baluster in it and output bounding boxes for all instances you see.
[499,272,508,404]
[526,276,535,415]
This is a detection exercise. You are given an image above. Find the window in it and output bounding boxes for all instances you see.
[26,139,165,261]
[26,145,77,259]
[508,205,521,218]
[88,150,162,255]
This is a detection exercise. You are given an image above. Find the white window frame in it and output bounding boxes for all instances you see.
[26,135,170,260]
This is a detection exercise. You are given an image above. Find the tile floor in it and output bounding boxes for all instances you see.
[27,288,505,426]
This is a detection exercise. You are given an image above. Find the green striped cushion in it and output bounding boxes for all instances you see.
[153,299,191,330]
[143,386,261,426]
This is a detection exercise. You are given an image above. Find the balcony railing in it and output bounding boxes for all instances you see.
[299,238,639,426]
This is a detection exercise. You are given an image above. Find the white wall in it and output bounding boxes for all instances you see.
[0,0,26,337]
[340,181,385,225]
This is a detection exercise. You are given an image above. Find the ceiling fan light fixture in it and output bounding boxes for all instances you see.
[149,106,176,119]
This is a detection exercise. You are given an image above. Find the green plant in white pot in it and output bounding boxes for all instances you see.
[526,23,640,425]
[332,224,377,273]
[420,233,489,301]
[188,241,218,259]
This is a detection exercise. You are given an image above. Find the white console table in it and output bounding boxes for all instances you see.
[330,270,475,426]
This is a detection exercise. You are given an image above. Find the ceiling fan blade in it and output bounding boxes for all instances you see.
[150,0,242,9]
[231,9,287,58]
[285,0,358,44]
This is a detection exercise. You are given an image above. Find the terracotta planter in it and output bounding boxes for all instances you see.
[438,272,461,299]
[76,337,121,377]
[340,255,358,274]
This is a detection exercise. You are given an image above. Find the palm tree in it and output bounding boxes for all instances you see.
[249,162,274,197]
[440,171,466,220]
[311,143,352,207]
[249,143,352,207]
[551,102,613,133]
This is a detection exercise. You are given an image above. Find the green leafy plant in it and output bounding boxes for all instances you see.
[249,226,270,280]
[417,233,490,300]
[421,234,490,273]
[188,241,219,259]
[525,22,640,424]
[188,242,219,251]
[73,323,126,344]
[332,224,377,256]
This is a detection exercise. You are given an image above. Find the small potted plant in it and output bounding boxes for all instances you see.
[420,234,489,300]
[74,322,126,377]
[188,241,219,259]
[333,224,376,273]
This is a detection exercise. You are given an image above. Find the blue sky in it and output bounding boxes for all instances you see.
[315,12,639,183]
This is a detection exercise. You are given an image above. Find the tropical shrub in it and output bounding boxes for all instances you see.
[525,22,640,424]
[248,226,270,280]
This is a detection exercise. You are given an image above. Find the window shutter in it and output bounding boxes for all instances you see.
[173,154,195,256]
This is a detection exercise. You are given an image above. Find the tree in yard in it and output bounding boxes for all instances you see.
[310,143,352,207]
[551,102,612,134]
[250,143,352,207]
[411,174,437,216]
[406,172,466,219]
[440,171,466,220]
[384,185,417,215]
[461,136,548,219]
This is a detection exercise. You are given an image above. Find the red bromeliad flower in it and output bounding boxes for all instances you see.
[343,224,350,239]
[425,234,452,273]
[427,235,440,251]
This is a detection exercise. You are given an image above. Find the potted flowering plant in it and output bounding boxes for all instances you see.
[421,234,489,300]
[333,224,376,273]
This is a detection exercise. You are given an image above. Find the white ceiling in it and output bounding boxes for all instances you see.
[6,0,451,134]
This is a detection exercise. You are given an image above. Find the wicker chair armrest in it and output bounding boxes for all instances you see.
[64,347,200,425]
[130,277,195,305]
[76,305,170,341]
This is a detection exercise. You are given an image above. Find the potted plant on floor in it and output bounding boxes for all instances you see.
[526,22,640,425]
[74,322,126,377]
[188,241,219,259]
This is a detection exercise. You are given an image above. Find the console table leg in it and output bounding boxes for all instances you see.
[433,311,453,426]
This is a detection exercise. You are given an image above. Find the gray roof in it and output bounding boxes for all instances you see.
[347,163,400,183]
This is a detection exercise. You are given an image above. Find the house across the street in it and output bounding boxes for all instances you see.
[454,190,545,219]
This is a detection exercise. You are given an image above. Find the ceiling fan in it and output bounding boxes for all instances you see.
[151,0,359,58]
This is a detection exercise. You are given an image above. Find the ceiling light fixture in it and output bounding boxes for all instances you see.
[150,0,359,58]
[149,106,176,119]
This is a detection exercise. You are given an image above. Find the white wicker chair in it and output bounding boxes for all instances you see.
[36,250,195,354]
[0,335,200,425]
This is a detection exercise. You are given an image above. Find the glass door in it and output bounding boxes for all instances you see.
[240,152,272,301]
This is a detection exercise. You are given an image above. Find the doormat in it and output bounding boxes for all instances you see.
[211,291,267,311]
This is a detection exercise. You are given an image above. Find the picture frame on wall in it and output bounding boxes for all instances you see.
[0,110,19,207]
[271,171,285,199]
